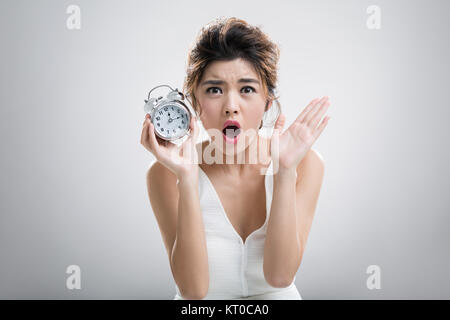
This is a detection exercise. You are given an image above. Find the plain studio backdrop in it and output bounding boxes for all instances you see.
[0,0,449,299]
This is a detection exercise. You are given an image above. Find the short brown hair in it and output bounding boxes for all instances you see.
[183,17,281,128]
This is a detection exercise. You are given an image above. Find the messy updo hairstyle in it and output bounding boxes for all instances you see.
[183,17,281,129]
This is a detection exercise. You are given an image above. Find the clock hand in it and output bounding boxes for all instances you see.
[168,116,181,122]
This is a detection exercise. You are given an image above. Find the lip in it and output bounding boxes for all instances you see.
[222,120,241,145]
[222,120,241,130]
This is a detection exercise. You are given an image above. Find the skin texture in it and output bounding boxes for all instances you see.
[142,58,330,298]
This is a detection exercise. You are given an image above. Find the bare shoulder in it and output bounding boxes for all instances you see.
[146,142,204,183]
[146,159,177,188]
[296,148,325,183]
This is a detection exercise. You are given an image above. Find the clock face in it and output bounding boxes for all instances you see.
[153,103,190,140]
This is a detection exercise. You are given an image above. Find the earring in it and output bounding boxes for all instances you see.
[259,119,263,129]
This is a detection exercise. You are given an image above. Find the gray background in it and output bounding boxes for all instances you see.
[1,0,449,299]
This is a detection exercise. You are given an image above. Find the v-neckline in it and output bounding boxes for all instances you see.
[198,161,273,245]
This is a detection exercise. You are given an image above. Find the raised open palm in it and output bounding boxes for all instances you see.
[271,96,331,172]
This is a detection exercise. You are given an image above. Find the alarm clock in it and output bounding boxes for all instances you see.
[144,84,193,141]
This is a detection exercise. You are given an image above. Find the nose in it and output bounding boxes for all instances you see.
[225,107,239,115]
[224,94,240,115]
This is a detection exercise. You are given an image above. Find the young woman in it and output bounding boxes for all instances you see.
[141,17,331,300]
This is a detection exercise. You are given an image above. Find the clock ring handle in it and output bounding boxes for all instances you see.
[147,84,183,102]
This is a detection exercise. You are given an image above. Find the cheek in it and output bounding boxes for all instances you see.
[199,104,220,128]
[247,103,266,126]
[243,109,263,128]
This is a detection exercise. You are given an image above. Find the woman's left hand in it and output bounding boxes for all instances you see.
[271,96,331,174]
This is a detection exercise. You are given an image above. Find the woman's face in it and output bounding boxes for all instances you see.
[194,58,271,154]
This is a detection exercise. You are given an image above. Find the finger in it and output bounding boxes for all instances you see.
[188,115,195,138]
[192,116,199,142]
[180,116,197,161]
[140,116,150,145]
[147,120,161,156]
[304,97,328,124]
[187,115,199,142]
[296,97,322,123]
[308,100,330,129]
[313,115,331,141]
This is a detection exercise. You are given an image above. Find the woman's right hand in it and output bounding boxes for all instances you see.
[141,113,200,180]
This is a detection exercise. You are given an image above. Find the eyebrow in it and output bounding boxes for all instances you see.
[201,78,260,86]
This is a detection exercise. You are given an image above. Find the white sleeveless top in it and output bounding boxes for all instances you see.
[148,158,302,300]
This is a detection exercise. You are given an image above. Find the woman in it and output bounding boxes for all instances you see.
[141,17,331,300]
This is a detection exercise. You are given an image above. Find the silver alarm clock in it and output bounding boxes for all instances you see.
[144,84,192,141]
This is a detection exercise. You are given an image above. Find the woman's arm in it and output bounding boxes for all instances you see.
[147,164,209,299]
[263,149,325,287]
[171,172,209,299]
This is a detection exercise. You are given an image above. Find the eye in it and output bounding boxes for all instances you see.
[206,87,222,94]
[242,86,256,94]
[205,86,256,95]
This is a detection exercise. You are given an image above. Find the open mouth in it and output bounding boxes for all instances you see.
[222,125,241,144]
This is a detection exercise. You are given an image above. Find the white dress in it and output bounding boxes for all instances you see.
[149,158,302,300]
